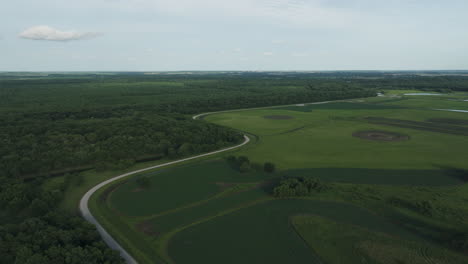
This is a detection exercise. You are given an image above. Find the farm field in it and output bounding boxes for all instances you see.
[92,91,468,264]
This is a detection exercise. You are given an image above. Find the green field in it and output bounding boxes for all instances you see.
[169,199,419,264]
[292,215,468,264]
[92,91,468,264]
[205,96,468,170]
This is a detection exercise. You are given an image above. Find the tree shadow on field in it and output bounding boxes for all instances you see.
[283,167,464,186]
[259,177,281,195]
[432,165,468,183]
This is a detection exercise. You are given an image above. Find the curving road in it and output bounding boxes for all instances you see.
[80,99,339,263]
[79,134,250,263]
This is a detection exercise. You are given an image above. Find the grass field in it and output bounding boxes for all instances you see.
[169,199,418,264]
[292,215,468,264]
[91,91,468,264]
[205,95,468,170]
[109,160,271,217]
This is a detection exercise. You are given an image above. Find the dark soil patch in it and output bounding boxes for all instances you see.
[136,221,159,237]
[353,130,410,142]
[263,115,294,120]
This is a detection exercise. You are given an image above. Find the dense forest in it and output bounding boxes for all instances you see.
[0,174,124,263]
[1,72,467,263]
[0,74,377,178]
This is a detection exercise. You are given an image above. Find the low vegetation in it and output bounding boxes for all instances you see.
[226,155,276,174]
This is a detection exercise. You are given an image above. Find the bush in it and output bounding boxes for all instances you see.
[237,156,250,165]
[387,197,433,216]
[226,155,253,173]
[264,162,276,173]
[239,162,251,173]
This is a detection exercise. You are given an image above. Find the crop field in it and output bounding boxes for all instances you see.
[169,199,418,264]
[91,91,468,264]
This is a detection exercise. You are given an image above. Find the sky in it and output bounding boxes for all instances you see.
[1,0,468,71]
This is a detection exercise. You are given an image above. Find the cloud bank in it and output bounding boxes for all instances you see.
[19,26,101,41]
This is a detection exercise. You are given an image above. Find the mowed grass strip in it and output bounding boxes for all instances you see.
[284,168,463,186]
[168,199,412,264]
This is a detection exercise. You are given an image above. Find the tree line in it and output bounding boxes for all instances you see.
[273,177,329,198]
[226,155,276,174]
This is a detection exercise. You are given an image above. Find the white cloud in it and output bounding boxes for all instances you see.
[263,52,273,56]
[19,25,101,41]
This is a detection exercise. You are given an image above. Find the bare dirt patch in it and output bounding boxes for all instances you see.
[264,115,294,120]
[136,221,159,237]
[353,130,410,142]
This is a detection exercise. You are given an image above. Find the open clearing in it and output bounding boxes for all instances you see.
[91,91,468,264]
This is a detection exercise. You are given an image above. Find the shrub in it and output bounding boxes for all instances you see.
[239,162,251,173]
[264,162,276,173]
